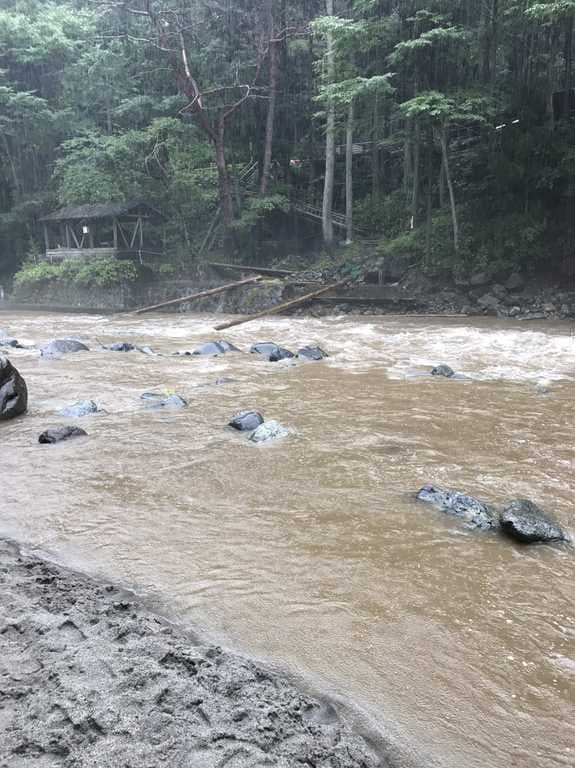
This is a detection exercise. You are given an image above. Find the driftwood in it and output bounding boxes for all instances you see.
[133,276,261,315]
[208,262,295,278]
[214,279,348,331]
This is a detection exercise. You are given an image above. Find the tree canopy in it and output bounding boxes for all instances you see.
[1,0,574,278]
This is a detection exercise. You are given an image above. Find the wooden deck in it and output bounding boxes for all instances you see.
[40,248,163,263]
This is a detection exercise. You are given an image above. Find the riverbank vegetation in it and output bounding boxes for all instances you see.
[1,1,575,283]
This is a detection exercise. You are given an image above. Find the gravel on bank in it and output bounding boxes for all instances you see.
[0,538,403,768]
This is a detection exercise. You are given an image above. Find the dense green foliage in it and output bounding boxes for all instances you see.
[14,258,139,288]
[2,0,575,280]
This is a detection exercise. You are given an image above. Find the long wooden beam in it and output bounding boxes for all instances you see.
[209,262,295,278]
[133,276,262,315]
[214,279,348,331]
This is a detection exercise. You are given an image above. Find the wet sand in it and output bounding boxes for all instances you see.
[0,537,414,768]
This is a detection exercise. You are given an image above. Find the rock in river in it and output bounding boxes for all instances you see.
[39,426,87,444]
[107,342,137,352]
[40,339,89,357]
[229,410,264,431]
[297,345,329,361]
[140,392,187,409]
[416,484,498,529]
[499,500,567,544]
[431,364,455,378]
[60,400,101,418]
[0,357,28,421]
[250,342,294,362]
[249,420,289,444]
[192,340,240,356]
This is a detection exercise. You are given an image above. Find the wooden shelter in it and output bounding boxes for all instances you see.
[39,200,163,263]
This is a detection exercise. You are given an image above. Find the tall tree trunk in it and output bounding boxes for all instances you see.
[322,0,335,246]
[214,115,234,232]
[371,92,380,197]
[411,119,420,228]
[439,124,459,253]
[260,4,279,195]
[425,142,433,265]
[345,99,354,244]
[564,15,574,120]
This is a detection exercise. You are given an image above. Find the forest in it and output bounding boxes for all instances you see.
[1,0,575,284]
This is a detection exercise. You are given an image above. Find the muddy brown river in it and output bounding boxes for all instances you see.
[1,310,574,767]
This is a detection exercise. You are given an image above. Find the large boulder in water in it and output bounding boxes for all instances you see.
[60,400,101,418]
[250,343,294,362]
[431,364,455,378]
[229,410,264,431]
[249,420,289,444]
[297,346,328,361]
[40,339,89,357]
[193,340,240,356]
[416,484,498,530]
[39,425,87,444]
[140,392,187,409]
[499,500,567,544]
[0,357,28,421]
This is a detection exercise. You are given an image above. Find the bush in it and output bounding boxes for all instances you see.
[14,258,139,288]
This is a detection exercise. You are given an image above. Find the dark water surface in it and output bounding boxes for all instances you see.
[1,311,574,767]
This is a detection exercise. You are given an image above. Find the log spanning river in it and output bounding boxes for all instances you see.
[1,310,574,767]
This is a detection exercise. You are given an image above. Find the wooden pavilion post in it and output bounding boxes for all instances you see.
[43,224,50,254]
[113,218,118,252]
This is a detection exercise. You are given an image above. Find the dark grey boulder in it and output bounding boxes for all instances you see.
[505,272,524,291]
[107,342,136,352]
[0,357,28,421]
[416,484,498,530]
[499,500,567,544]
[250,343,294,362]
[297,346,329,361]
[193,340,240,356]
[431,364,455,378]
[229,410,264,431]
[140,392,187,409]
[40,339,89,357]
[60,400,100,418]
[39,426,87,444]
[0,337,24,349]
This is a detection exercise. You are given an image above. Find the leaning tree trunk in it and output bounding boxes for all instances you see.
[439,124,459,253]
[411,118,420,228]
[322,0,335,246]
[345,99,354,244]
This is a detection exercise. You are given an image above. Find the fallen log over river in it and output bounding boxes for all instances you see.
[214,279,348,331]
[133,276,262,315]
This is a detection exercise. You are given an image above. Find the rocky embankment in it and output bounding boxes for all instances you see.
[0,538,398,768]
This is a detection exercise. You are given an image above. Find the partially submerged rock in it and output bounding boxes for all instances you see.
[140,392,187,409]
[193,340,240,356]
[40,339,89,357]
[499,500,567,544]
[0,357,27,421]
[0,337,24,349]
[431,364,455,378]
[416,484,498,529]
[229,410,264,431]
[107,342,136,352]
[249,419,289,444]
[59,400,101,418]
[297,345,329,361]
[39,426,87,444]
[250,342,294,362]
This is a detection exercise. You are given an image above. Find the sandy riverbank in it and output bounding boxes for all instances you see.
[0,538,410,768]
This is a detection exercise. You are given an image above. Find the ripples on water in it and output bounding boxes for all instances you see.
[1,311,574,768]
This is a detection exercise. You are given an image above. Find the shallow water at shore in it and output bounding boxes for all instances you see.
[1,311,574,767]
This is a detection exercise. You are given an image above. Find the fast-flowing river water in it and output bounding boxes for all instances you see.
[1,310,574,767]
